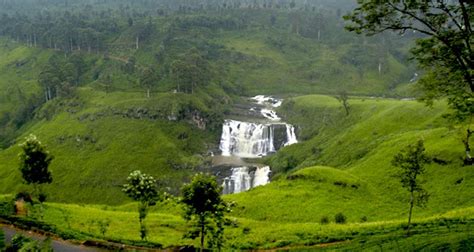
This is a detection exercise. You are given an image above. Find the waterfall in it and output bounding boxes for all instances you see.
[219,120,298,158]
[219,120,276,158]
[285,124,298,146]
[217,95,299,194]
[253,166,271,187]
[222,166,271,194]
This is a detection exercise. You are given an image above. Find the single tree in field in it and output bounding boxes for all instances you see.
[18,134,53,200]
[335,90,350,116]
[18,134,53,219]
[392,140,431,236]
[181,173,230,251]
[344,1,473,164]
[122,170,159,240]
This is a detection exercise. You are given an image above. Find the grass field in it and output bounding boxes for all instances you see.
[1,94,473,250]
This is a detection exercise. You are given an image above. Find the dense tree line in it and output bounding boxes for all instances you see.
[0,11,117,53]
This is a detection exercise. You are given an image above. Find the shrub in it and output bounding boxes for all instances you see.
[0,200,15,217]
[97,219,111,237]
[10,234,33,250]
[320,216,330,224]
[335,212,347,224]
[360,216,368,222]
[15,192,33,204]
[0,229,4,249]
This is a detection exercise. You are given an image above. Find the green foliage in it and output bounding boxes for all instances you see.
[335,212,347,224]
[181,173,229,250]
[123,170,159,205]
[170,48,211,94]
[0,229,4,250]
[18,134,53,190]
[392,140,431,198]
[8,234,52,252]
[392,139,431,235]
[97,219,111,237]
[320,216,329,225]
[335,90,350,116]
[345,0,474,161]
[123,170,159,240]
[10,234,33,250]
[0,199,15,217]
[139,67,160,98]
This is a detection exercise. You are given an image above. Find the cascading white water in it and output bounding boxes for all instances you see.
[219,120,276,158]
[253,166,271,187]
[222,166,271,194]
[285,124,298,146]
[217,95,298,194]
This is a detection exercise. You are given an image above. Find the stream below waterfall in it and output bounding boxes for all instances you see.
[213,95,298,194]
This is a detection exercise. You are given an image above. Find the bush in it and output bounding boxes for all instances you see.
[7,234,52,251]
[15,192,33,203]
[360,216,368,222]
[9,234,32,250]
[0,229,4,249]
[335,212,347,224]
[320,216,330,224]
[0,200,15,217]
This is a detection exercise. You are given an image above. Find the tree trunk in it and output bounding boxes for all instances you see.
[464,127,473,165]
[146,88,150,98]
[47,87,52,101]
[343,101,349,116]
[407,190,414,236]
[136,36,139,50]
[200,219,205,251]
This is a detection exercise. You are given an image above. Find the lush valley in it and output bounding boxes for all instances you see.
[2,95,472,250]
[0,0,472,251]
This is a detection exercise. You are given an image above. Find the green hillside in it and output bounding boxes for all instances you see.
[0,87,228,204]
[0,6,420,205]
[1,95,471,250]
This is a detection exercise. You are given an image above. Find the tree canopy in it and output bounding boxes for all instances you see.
[123,170,160,240]
[18,134,53,186]
[345,0,473,163]
[392,139,431,235]
[345,1,473,118]
[181,173,229,250]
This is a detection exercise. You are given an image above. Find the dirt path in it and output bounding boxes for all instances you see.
[2,225,102,251]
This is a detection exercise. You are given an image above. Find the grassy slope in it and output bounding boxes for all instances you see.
[3,94,471,250]
[0,88,218,204]
[216,28,411,96]
[0,40,47,113]
[259,95,473,221]
[34,202,474,249]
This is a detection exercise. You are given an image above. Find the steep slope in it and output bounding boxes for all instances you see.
[0,88,225,204]
[0,39,52,147]
[1,95,472,250]
[237,95,474,222]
